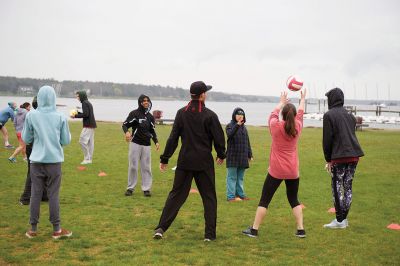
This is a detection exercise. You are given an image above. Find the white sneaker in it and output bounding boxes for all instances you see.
[323,219,347,229]
[80,160,92,165]
[343,219,349,227]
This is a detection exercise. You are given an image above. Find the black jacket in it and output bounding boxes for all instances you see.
[75,91,97,128]
[226,108,252,168]
[160,100,226,171]
[323,88,364,162]
[122,94,158,146]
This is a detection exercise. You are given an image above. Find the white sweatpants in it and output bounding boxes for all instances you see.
[127,142,152,191]
[79,127,95,161]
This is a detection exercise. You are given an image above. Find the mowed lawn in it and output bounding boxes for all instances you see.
[0,121,399,265]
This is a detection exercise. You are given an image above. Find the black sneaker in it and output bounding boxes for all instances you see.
[242,226,258,238]
[153,228,164,239]
[19,200,30,206]
[295,229,306,238]
[124,189,133,196]
[144,191,151,197]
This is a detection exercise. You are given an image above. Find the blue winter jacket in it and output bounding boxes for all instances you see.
[22,86,71,163]
[0,106,15,125]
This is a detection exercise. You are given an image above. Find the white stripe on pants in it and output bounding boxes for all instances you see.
[127,142,152,191]
[79,127,95,161]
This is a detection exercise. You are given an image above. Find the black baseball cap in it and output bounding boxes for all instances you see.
[190,81,212,96]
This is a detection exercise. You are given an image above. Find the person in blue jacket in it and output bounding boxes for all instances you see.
[22,86,72,239]
[0,102,17,149]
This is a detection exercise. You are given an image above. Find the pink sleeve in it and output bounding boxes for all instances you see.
[268,108,280,127]
[296,109,304,128]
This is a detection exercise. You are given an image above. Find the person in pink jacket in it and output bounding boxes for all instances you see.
[243,89,306,238]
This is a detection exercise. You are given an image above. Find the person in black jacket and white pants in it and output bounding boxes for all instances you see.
[122,94,159,197]
[154,81,226,241]
[322,88,364,229]
[71,91,97,165]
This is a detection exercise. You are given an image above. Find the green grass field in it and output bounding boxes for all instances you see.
[0,122,399,265]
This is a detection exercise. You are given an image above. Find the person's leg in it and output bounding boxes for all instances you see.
[44,163,62,232]
[88,128,95,161]
[156,169,193,232]
[226,167,237,200]
[252,173,282,229]
[342,162,357,220]
[236,168,246,198]
[284,179,303,230]
[20,144,32,203]
[140,145,152,192]
[1,126,11,146]
[127,142,140,191]
[331,163,346,222]
[9,146,23,159]
[29,163,46,231]
[194,168,217,240]
[79,128,91,162]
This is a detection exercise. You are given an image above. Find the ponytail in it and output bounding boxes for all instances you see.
[282,103,298,138]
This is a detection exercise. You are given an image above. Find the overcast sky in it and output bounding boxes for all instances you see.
[1,0,399,100]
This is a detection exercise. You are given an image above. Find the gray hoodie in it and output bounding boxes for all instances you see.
[13,108,28,132]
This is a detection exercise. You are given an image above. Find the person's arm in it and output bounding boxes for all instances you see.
[322,113,333,162]
[22,113,33,144]
[246,128,253,159]
[149,116,160,150]
[298,88,306,112]
[269,91,289,127]
[160,110,182,165]
[74,102,89,118]
[226,123,240,141]
[60,116,71,146]
[122,111,138,142]
[210,114,226,161]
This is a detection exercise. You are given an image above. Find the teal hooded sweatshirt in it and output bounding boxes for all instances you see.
[22,86,71,163]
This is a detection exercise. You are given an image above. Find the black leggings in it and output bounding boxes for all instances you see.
[258,173,300,209]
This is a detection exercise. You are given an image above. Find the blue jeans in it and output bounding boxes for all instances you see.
[226,167,246,200]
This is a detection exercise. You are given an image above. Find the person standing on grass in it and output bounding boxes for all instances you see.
[0,102,17,149]
[154,81,226,241]
[22,86,72,239]
[19,97,48,205]
[322,88,364,229]
[71,90,97,165]
[122,94,160,197]
[225,107,253,202]
[242,89,307,238]
[8,102,30,163]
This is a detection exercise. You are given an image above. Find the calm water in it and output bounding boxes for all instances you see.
[1,96,399,129]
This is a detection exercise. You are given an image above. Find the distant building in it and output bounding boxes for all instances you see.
[18,86,34,95]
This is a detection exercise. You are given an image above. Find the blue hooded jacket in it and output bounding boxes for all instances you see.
[0,103,15,125]
[22,86,71,163]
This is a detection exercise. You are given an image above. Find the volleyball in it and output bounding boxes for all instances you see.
[70,109,78,117]
[286,75,303,91]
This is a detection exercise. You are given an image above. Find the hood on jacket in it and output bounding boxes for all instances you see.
[325,87,344,109]
[76,91,88,102]
[32,96,38,109]
[37,86,57,112]
[8,102,16,110]
[231,107,246,123]
[138,94,152,114]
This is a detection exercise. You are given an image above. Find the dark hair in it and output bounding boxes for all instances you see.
[191,94,200,100]
[282,103,298,138]
[20,102,31,109]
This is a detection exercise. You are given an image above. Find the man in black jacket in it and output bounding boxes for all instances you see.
[122,94,159,197]
[71,91,97,164]
[154,81,226,241]
[322,88,364,229]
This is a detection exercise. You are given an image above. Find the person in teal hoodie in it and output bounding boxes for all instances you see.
[0,102,17,149]
[22,86,72,239]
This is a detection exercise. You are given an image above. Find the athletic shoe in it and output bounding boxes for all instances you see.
[239,196,250,200]
[8,157,17,163]
[5,145,14,149]
[295,229,306,238]
[323,219,347,229]
[19,200,30,205]
[242,226,258,237]
[125,189,133,196]
[343,219,349,227]
[204,238,216,242]
[144,191,151,197]
[153,228,164,239]
[52,228,72,239]
[80,160,92,165]
[25,230,37,238]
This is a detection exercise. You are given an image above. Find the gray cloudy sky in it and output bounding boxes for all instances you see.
[1,0,399,100]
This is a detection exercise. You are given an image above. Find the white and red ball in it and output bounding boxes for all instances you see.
[286,75,303,91]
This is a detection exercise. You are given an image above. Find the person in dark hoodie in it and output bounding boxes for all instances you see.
[122,94,159,197]
[154,81,226,241]
[322,88,364,229]
[71,91,97,164]
[225,107,253,201]
[19,96,48,205]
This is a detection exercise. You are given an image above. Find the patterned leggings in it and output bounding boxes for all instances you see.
[330,162,358,222]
